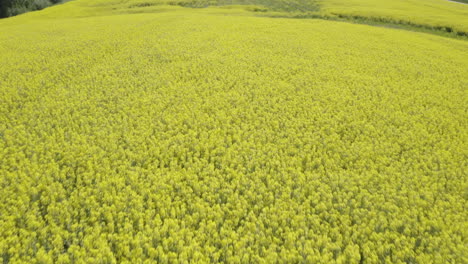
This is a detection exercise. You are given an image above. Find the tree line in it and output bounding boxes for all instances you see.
[0,0,64,18]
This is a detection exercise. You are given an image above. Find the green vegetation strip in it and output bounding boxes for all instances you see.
[329,14,468,39]
[448,0,468,4]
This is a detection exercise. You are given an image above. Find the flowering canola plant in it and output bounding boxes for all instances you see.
[318,0,468,35]
[0,1,467,263]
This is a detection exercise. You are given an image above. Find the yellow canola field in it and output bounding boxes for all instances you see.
[1,3,467,264]
[318,0,468,35]
[7,0,468,35]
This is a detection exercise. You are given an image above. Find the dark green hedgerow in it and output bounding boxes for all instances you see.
[0,0,67,18]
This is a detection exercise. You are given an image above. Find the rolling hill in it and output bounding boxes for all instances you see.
[0,0,467,263]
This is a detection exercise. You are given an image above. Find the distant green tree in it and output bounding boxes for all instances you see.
[0,0,10,18]
[0,0,61,18]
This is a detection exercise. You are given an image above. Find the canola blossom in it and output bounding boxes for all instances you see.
[318,0,468,35]
[0,1,467,263]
